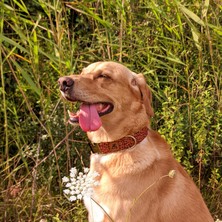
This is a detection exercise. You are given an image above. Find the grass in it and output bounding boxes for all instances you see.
[0,0,221,221]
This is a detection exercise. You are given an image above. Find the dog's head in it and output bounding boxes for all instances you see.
[58,62,153,142]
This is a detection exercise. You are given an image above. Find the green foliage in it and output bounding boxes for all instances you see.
[0,0,221,220]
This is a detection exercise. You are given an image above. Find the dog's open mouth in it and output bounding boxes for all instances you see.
[68,102,113,132]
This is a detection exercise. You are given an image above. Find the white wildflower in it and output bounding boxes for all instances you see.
[70,178,76,183]
[62,176,69,183]
[92,171,100,177]
[69,196,77,202]
[77,194,83,200]
[41,134,48,140]
[70,190,76,195]
[69,185,75,190]
[62,167,100,202]
[63,189,70,195]
[65,183,72,188]
[75,190,80,194]
[70,167,77,176]
[70,167,77,178]
[84,167,89,173]
[94,181,100,186]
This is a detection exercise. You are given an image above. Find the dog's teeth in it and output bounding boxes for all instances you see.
[96,103,103,112]
[68,110,72,117]
[68,110,76,117]
[99,104,104,110]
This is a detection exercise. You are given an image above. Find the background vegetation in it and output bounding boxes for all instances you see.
[0,0,221,221]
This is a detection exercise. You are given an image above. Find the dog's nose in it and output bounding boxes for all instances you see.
[58,77,74,92]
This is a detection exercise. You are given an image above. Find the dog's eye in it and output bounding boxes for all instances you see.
[96,74,110,79]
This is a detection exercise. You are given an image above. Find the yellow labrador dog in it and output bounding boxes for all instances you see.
[58,62,213,222]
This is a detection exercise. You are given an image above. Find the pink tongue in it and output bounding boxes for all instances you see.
[78,104,102,132]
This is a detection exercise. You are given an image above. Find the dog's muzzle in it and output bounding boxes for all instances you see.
[58,76,114,132]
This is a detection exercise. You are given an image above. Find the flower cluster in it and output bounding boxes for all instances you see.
[62,167,100,202]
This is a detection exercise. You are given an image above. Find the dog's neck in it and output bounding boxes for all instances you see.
[90,127,148,154]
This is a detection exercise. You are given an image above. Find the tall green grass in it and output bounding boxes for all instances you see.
[0,0,221,221]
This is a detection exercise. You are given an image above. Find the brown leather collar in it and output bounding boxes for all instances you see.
[90,127,148,154]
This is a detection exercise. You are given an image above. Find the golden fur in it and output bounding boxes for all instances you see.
[59,62,213,222]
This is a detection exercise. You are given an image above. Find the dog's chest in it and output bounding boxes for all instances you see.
[84,161,140,221]
[84,141,160,221]
[85,154,128,221]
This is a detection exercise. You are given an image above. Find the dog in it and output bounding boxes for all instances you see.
[58,61,213,222]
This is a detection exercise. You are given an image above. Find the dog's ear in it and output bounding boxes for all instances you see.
[136,74,154,117]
